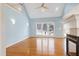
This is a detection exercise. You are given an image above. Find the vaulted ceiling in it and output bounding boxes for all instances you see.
[24,3,65,19]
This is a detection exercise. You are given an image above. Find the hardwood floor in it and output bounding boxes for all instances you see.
[6,37,66,56]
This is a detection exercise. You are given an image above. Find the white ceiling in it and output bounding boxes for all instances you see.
[24,3,64,19]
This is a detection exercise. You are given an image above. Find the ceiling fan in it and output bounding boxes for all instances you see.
[36,3,48,12]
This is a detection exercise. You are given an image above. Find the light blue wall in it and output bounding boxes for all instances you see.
[29,3,79,37]
[4,3,79,46]
[23,3,79,37]
[64,3,79,15]
[54,17,63,37]
[4,7,29,46]
[23,6,32,36]
[30,17,63,37]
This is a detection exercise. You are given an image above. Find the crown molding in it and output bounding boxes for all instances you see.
[63,4,79,20]
[4,3,22,13]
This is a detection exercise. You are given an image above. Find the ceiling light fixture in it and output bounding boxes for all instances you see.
[56,7,59,11]
[40,3,48,12]
[36,3,48,12]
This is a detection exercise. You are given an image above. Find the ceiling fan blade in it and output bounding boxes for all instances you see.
[35,6,41,9]
[35,3,44,9]
[43,6,48,9]
[35,3,48,11]
[41,3,45,7]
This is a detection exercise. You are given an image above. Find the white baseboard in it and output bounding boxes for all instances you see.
[30,35,64,38]
[6,36,30,48]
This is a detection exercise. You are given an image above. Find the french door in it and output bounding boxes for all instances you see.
[36,22,54,37]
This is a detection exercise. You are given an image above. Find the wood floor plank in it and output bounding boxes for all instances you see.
[6,37,66,56]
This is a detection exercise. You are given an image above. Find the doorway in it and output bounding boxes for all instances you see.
[36,22,55,37]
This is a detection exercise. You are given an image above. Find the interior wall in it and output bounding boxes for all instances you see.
[29,17,64,37]
[69,18,77,36]
[0,4,3,56]
[0,4,5,56]
[29,3,79,38]
[75,15,79,36]
[63,16,77,36]
[3,6,29,47]
[64,3,79,15]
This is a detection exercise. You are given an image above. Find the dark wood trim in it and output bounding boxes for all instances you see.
[66,34,79,56]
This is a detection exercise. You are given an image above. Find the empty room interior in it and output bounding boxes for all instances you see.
[0,3,79,56]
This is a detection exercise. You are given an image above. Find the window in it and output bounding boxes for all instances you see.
[36,22,54,36]
[37,24,41,30]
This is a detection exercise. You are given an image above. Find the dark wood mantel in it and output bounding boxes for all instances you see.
[66,34,79,56]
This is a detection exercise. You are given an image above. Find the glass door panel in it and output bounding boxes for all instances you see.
[36,23,54,37]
